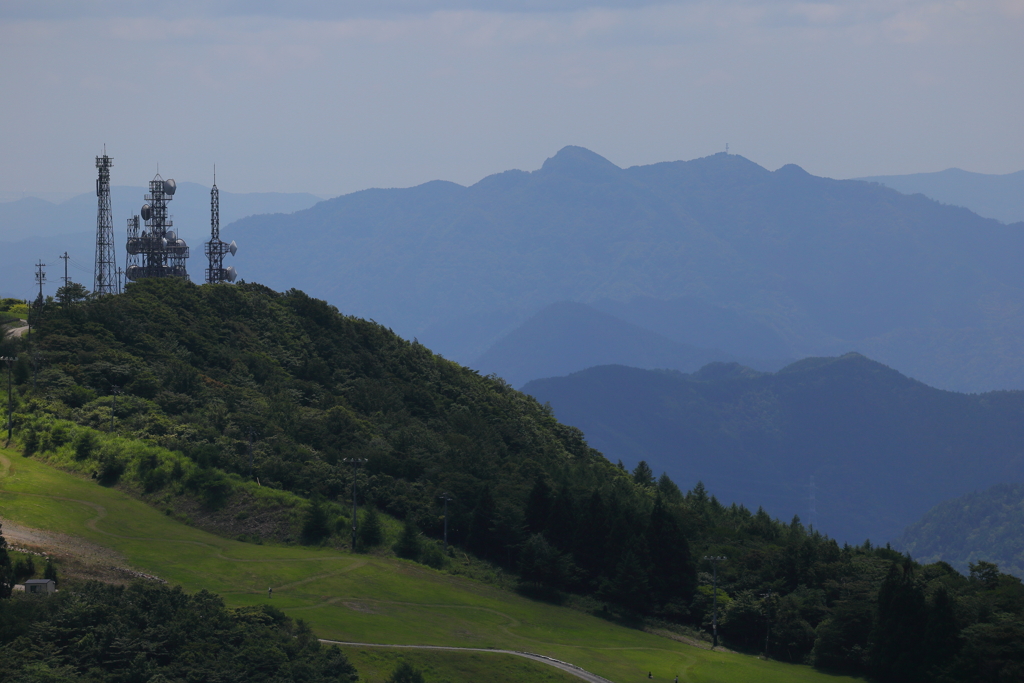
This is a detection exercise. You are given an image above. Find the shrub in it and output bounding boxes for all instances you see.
[358,506,384,549]
[420,540,447,569]
[74,430,99,460]
[386,661,424,683]
[394,519,422,561]
[302,498,332,545]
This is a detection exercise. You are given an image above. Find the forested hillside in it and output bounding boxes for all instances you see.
[0,576,358,682]
[522,358,1024,545]
[898,483,1024,578]
[859,167,1024,224]
[2,280,1024,680]
[227,146,1024,393]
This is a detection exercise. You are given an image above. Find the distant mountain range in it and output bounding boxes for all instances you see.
[859,168,1024,224]
[897,483,1024,578]
[471,301,791,388]
[521,354,1024,546]
[0,183,321,299]
[224,146,1024,393]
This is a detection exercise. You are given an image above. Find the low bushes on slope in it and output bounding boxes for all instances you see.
[0,581,358,682]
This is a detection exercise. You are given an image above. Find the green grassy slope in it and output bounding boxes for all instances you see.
[0,447,861,683]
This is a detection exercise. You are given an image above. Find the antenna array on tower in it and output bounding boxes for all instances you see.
[204,171,238,284]
[125,174,191,282]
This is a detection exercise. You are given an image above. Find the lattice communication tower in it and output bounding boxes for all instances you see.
[204,172,238,284]
[94,153,119,295]
[126,174,190,281]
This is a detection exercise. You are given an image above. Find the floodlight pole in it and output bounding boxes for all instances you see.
[110,385,120,432]
[1,357,13,443]
[760,590,773,658]
[438,492,453,549]
[704,555,726,648]
[344,458,367,551]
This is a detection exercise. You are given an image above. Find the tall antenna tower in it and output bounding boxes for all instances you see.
[204,169,238,284]
[125,173,190,281]
[94,151,118,295]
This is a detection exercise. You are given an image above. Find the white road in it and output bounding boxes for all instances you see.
[320,641,617,683]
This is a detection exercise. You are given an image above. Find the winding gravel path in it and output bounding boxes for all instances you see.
[320,641,617,683]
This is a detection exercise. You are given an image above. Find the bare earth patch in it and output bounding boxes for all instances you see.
[1,517,163,585]
[342,601,382,614]
[644,627,735,653]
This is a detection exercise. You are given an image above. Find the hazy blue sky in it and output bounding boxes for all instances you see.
[2,0,1022,197]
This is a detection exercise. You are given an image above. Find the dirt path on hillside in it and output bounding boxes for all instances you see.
[320,641,617,683]
[2,322,28,339]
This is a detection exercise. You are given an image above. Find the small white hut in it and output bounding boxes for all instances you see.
[23,579,56,594]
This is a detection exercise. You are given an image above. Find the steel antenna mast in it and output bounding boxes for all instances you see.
[94,150,117,295]
[204,166,238,284]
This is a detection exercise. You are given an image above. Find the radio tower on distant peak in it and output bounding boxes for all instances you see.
[94,150,118,295]
[204,167,238,284]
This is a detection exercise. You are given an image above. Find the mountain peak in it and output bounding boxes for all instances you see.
[539,146,622,180]
[774,163,811,178]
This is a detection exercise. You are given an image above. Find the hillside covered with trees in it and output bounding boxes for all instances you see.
[523,359,1024,545]
[1,280,1023,680]
[898,483,1024,578]
[0,577,357,682]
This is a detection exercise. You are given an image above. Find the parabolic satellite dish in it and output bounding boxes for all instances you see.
[164,179,176,195]
[225,266,238,282]
[140,204,151,221]
[229,241,238,256]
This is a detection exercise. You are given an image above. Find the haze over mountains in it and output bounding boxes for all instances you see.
[860,168,1024,225]
[522,354,1024,547]
[471,301,791,388]
[226,146,1024,393]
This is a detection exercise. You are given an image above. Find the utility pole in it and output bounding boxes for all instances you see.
[438,492,454,550]
[1,356,13,443]
[110,385,121,432]
[760,590,773,658]
[704,555,726,648]
[344,458,367,551]
[34,261,46,306]
[25,298,32,391]
[59,252,70,306]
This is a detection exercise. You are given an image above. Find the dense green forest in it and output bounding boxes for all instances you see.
[2,280,1024,680]
[898,483,1024,578]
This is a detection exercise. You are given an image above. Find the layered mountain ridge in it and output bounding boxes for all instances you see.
[225,146,1024,393]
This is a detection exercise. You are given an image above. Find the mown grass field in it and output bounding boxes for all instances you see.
[0,447,863,683]
[341,648,583,683]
